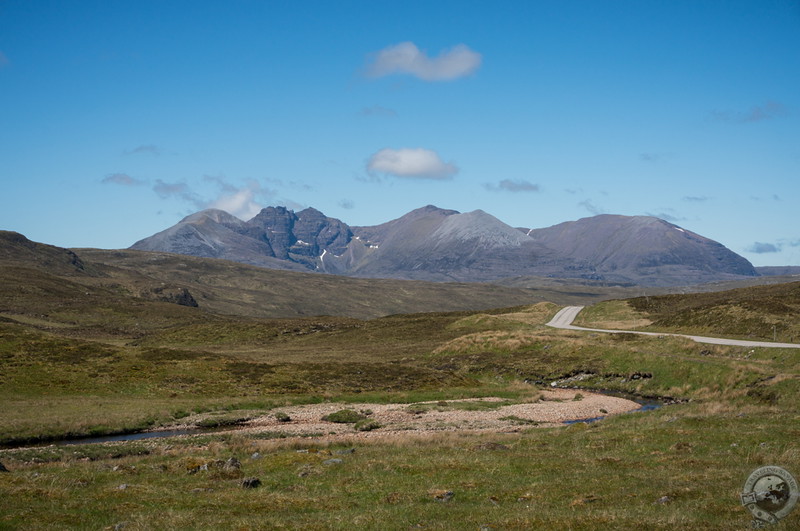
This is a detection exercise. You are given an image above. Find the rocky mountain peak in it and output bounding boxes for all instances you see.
[180,209,244,227]
[130,205,759,286]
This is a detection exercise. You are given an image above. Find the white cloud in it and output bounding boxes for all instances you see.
[366,42,481,82]
[367,147,458,180]
[484,179,540,193]
[151,175,276,219]
[207,180,264,220]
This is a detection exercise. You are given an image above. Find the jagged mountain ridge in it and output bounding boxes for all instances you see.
[130,205,758,286]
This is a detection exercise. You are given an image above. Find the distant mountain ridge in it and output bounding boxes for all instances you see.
[130,205,759,287]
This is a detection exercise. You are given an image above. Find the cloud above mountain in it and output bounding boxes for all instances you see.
[150,176,272,220]
[747,239,800,255]
[484,179,540,193]
[748,242,781,254]
[578,200,604,216]
[365,42,481,81]
[153,180,201,205]
[646,210,685,223]
[367,147,458,179]
[206,180,264,220]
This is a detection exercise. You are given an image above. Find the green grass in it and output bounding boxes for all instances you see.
[626,282,800,342]
[2,243,800,528]
[572,299,651,330]
[2,403,798,530]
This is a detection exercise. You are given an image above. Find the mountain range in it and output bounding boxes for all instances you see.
[131,205,759,287]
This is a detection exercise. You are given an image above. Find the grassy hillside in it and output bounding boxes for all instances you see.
[76,248,556,320]
[2,235,800,529]
[576,282,800,342]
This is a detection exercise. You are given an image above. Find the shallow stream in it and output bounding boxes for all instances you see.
[5,392,667,449]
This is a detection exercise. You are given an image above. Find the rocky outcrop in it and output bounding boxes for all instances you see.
[147,286,199,307]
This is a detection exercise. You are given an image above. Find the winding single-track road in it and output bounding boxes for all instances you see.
[546,306,800,349]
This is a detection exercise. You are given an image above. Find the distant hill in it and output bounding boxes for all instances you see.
[627,280,800,342]
[524,215,757,286]
[2,232,581,322]
[131,205,759,287]
[0,231,93,275]
[756,266,800,277]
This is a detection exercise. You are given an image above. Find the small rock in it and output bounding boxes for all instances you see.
[730,443,738,448]
[570,494,601,506]
[223,457,241,471]
[429,489,455,502]
[241,477,261,489]
[296,465,321,478]
[117,484,128,490]
[323,458,343,465]
[654,495,671,505]
[335,448,356,455]
[250,452,261,460]
[113,522,128,530]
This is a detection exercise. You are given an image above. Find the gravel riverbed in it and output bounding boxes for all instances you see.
[232,389,641,441]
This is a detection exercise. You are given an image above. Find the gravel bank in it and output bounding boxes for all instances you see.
[238,389,641,440]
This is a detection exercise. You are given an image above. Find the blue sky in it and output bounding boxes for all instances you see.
[1,0,798,266]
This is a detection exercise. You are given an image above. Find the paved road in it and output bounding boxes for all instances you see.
[546,306,800,349]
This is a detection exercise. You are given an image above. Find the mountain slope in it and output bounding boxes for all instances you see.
[0,232,558,321]
[130,206,759,286]
[349,206,577,281]
[130,209,301,270]
[0,230,98,276]
[526,215,757,286]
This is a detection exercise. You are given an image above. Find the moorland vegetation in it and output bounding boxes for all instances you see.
[1,232,798,529]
